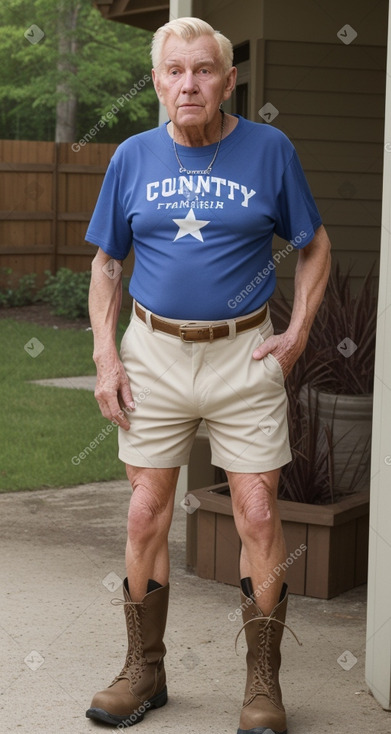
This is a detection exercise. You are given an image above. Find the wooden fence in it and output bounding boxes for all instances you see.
[0,140,119,285]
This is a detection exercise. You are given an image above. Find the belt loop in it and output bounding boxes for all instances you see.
[227,319,236,340]
[144,309,154,332]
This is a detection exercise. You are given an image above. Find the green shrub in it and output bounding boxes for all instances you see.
[0,268,37,307]
[39,268,91,319]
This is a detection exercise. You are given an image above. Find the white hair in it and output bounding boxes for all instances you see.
[151,17,233,73]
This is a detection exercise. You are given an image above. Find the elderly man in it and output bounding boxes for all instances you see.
[85,16,331,734]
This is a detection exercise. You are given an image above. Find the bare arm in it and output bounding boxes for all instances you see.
[89,248,134,430]
[253,224,332,375]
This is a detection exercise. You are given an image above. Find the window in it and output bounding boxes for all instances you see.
[232,41,250,118]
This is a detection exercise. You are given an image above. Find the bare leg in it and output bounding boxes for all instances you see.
[227,469,286,615]
[87,465,176,723]
[125,465,180,601]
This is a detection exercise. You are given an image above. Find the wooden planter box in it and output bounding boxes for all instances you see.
[186,483,369,599]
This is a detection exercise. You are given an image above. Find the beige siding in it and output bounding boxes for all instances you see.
[258,40,387,291]
[264,0,388,47]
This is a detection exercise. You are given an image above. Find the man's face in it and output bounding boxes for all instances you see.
[152,34,236,130]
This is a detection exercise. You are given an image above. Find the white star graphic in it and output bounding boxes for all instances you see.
[172,208,210,242]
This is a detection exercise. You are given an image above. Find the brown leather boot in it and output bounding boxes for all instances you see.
[86,578,169,727]
[236,581,300,734]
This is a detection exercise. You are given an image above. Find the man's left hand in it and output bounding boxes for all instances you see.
[252,332,304,379]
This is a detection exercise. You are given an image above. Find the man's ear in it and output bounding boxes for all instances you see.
[222,66,238,102]
[152,68,165,105]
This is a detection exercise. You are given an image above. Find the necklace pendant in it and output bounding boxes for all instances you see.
[173,110,225,176]
[182,168,208,175]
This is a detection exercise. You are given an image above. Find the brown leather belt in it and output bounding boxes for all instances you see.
[135,302,268,342]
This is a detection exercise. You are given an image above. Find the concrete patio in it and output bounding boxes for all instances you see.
[1,480,390,733]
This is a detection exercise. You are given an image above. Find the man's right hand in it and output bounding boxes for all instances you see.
[94,350,134,431]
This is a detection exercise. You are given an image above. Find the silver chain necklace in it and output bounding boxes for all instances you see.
[172,110,225,175]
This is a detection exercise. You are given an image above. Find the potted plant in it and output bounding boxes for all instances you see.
[185,264,377,598]
[273,263,377,496]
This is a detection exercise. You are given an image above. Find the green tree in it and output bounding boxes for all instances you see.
[0,0,158,142]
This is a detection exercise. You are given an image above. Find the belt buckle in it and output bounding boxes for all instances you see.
[179,323,214,342]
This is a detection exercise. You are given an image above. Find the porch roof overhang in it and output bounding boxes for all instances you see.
[94,0,169,30]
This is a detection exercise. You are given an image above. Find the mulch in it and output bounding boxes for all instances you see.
[0,303,91,330]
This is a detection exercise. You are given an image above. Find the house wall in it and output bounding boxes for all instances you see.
[194,0,388,294]
[261,37,386,292]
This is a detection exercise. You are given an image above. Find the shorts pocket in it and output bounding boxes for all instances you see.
[265,352,285,385]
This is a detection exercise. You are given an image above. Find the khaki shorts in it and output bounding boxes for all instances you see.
[118,303,291,473]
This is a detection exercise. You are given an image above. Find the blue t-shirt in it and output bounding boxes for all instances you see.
[86,115,322,320]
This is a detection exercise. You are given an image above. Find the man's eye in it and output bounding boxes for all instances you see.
[199,69,210,74]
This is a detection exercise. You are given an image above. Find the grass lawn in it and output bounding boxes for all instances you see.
[0,318,129,492]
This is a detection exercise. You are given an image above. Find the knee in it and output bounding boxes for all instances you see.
[127,473,171,544]
[127,488,164,542]
[126,466,178,545]
[234,480,277,539]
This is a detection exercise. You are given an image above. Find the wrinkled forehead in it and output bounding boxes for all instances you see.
[158,34,223,71]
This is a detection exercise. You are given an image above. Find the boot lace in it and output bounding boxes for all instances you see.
[235,615,302,705]
[111,598,146,686]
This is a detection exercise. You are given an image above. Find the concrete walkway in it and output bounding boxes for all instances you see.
[0,480,390,734]
[30,376,97,391]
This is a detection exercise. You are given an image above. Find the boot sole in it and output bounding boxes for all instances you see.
[85,686,168,727]
[237,728,287,734]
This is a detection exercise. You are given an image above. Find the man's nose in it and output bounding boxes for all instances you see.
[181,69,198,93]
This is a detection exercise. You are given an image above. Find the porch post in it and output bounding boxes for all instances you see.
[365,0,391,711]
[170,0,193,20]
